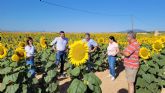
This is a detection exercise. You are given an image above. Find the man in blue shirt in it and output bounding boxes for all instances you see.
[82,33,98,71]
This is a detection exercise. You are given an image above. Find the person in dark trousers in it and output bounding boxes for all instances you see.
[50,31,68,78]
[82,33,98,71]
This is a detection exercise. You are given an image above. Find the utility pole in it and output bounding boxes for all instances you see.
[131,15,134,31]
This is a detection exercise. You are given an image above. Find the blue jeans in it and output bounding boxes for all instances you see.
[108,56,116,77]
[26,56,35,77]
[55,51,66,74]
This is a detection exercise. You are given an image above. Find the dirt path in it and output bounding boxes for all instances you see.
[96,70,128,93]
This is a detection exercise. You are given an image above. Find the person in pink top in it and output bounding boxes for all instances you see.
[107,36,119,81]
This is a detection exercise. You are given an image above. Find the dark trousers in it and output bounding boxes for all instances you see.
[55,51,66,74]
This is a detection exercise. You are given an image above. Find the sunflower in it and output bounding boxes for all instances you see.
[40,36,47,48]
[139,47,150,60]
[68,41,89,66]
[18,42,25,48]
[152,40,164,52]
[11,54,20,62]
[0,44,7,59]
[15,48,26,59]
[97,37,105,44]
[160,37,165,44]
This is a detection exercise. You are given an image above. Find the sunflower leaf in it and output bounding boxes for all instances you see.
[67,79,87,93]
[70,67,80,77]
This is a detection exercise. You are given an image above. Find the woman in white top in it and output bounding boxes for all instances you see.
[25,37,35,77]
[107,36,119,80]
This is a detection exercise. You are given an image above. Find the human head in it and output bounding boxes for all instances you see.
[85,33,90,41]
[26,37,33,45]
[127,31,136,43]
[109,36,117,43]
[59,31,65,38]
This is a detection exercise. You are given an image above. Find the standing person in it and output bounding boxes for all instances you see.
[82,33,98,71]
[107,36,119,81]
[50,31,68,77]
[121,31,140,93]
[25,37,36,77]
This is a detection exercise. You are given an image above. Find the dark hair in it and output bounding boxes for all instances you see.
[59,31,65,34]
[26,37,33,45]
[127,31,136,39]
[109,36,117,42]
[85,33,90,37]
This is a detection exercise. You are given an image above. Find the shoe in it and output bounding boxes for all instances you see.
[59,73,66,78]
[111,77,115,81]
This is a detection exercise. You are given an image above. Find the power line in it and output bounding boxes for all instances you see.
[39,0,136,31]
[40,0,131,17]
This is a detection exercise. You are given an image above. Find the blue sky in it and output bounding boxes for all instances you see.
[0,0,165,32]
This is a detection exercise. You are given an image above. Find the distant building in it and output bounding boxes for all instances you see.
[154,30,160,36]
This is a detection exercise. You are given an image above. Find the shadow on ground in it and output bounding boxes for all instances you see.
[117,88,128,93]
[116,61,125,78]
[59,81,71,93]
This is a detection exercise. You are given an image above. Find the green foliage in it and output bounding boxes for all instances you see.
[67,79,87,93]
[0,48,59,93]
[136,48,165,93]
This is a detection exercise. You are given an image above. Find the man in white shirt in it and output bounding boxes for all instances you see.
[82,33,98,71]
[50,31,68,77]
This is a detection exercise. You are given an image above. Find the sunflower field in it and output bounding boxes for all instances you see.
[0,32,165,93]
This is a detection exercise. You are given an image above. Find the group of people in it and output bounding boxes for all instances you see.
[25,31,140,93]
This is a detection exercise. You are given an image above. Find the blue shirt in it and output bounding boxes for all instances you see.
[82,39,98,50]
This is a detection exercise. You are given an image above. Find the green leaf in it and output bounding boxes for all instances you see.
[45,62,54,71]
[6,84,19,93]
[147,83,159,93]
[44,70,57,83]
[136,77,149,87]
[48,54,55,61]
[93,86,102,93]
[141,64,149,72]
[148,68,157,74]
[22,84,27,93]
[10,62,18,68]
[67,79,87,93]
[0,67,12,74]
[88,83,94,91]
[32,78,39,84]
[70,67,80,77]
[83,72,102,86]
[3,73,19,85]
[95,61,102,66]
[46,83,58,92]
[143,74,155,84]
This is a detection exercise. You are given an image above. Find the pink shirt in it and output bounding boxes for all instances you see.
[107,42,119,56]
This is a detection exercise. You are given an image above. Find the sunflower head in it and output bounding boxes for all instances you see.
[15,48,26,59]
[97,37,105,44]
[152,40,164,52]
[0,44,7,59]
[40,36,47,48]
[68,41,89,66]
[11,54,20,62]
[18,42,25,48]
[160,37,165,44]
[139,47,150,60]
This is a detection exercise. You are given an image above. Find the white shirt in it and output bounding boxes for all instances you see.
[25,45,35,57]
[82,39,98,50]
[50,37,68,51]
[107,42,119,56]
